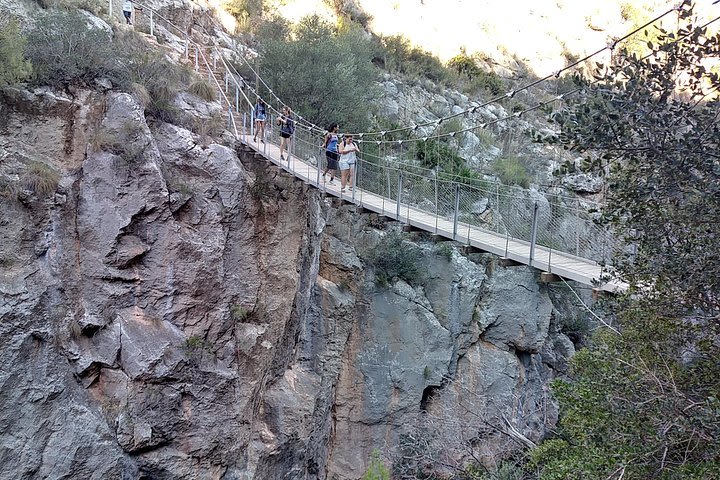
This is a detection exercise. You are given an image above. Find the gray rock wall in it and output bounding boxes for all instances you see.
[0,87,584,479]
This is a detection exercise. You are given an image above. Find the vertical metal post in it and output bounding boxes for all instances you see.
[250,109,254,139]
[150,10,154,36]
[316,150,321,187]
[529,201,539,265]
[395,171,403,220]
[575,198,580,256]
[235,85,239,113]
[351,162,357,202]
[548,248,553,273]
[225,74,228,93]
[227,107,232,132]
[453,183,460,239]
[495,182,500,233]
[505,233,510,257]
[194,48,199,71]
[184,40,189,60]
[434,176,439,234]
[109,0,112,18]
[242,112,246,142]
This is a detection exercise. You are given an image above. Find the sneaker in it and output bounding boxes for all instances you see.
[340,188,346,193]
[280,154,285,160]
[328,180,335,185]
[252,137,256,142]
[261,139,265,144]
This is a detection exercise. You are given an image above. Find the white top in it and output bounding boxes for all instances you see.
[339,143,357,164]
[123,0,132,12]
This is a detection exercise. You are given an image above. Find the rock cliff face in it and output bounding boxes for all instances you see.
[0,88,581,479]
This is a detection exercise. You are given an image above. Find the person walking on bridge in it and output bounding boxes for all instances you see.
[252,98,267,143]
[322,123,339,185]
[122,0,133,25]
[338,134,359,194]
[277,106,294,161]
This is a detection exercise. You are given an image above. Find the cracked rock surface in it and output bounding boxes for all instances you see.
[1,86,586,479]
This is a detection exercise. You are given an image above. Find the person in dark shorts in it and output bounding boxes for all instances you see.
[322,123,339,184]
[253,98,267,143]
[277,106,294,161]
[122,0,133,24]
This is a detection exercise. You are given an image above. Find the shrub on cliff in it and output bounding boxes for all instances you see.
[0,19,32,86]
[364,232,424,287]
[26,11,117,88]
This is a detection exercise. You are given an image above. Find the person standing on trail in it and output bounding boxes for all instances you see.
[322,123,339,185]
[338,134,359,194]
[253,98,267,143]
[277,106,294,161]
[122,0,133,25]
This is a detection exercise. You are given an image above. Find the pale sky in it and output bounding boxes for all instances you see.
[214,0,719,76]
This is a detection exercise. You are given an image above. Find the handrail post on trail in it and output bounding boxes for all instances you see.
[109,0,112,18]
[194,47,199,71]
[529,201,539,265]
[505,233,510,257]
[235,85,239,112]
[396,170,403,221]
[184,40,189,60]
[453,183,460,239]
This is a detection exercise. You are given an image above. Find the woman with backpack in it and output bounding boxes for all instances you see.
[252,98,267,143]
[322,123,339,185]
[338,134,359,193]
[277,106,294,161]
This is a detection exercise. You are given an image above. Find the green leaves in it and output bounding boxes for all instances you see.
[257,15,379,132]
[0,19,32,86]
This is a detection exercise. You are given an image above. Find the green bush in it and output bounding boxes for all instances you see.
[26,11,116,88]
[377,34,448,83]
[257,15,379,132]
[361,449,390,480]
[230,304,249,321]
[365,233,424,287]
[0,19,32,86]
[492,155,530,188]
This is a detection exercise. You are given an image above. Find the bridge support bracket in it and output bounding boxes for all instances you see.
[591,288,609,300]
[540,272,562,284]
[402,224,422,233]
[461,245,484,255]
[499,257,522,267]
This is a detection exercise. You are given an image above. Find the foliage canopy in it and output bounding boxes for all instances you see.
[256,15,379,133]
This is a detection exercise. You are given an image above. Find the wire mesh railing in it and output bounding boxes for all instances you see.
[103,1,622,288]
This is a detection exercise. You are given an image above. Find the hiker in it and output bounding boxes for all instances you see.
[253,98,267,143]
[338,134,359,193]
[277,106,294,161]
[122,0,133,25]
[322,123,339,184]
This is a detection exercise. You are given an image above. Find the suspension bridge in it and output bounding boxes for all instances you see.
[119,0,631,293]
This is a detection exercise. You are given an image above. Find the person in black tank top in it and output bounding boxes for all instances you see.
[323,123,339,184]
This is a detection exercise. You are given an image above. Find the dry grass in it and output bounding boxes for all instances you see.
[188,78,216,103]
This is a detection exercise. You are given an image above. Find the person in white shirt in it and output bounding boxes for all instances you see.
[338,134,359,193]
[122,0,133,25]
